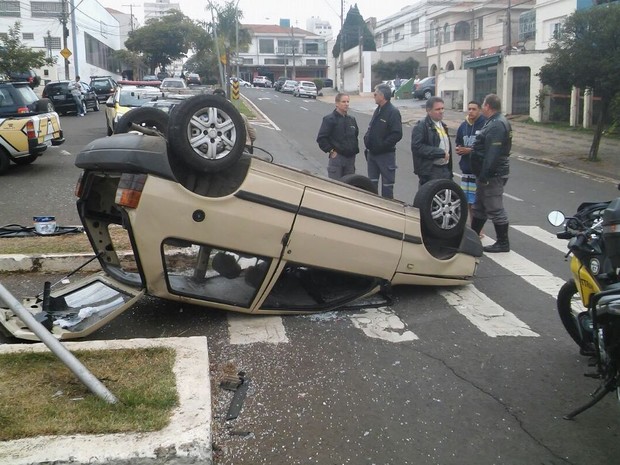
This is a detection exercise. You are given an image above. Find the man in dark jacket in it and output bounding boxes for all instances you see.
[363,84,403,198]
[411,96,452,186]
[455,100,486,223]
[316,93,359,179]
[470,93,512,253]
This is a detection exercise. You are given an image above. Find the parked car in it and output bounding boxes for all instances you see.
[142,75,159,82]
[0,95,481,340]
[413,76,436,100]
[293,80,318,99]
[253,76,272,88]
[104,85,163,135]
[89,76,118,102]
[322,78,334,88]
[157,72,169,80]
[185,73,201,85]
[280,80,298,94]
[8,70,40,89]
[42,81,100,115]
[237,78,252,88]
[273,76,287,91]
[160,77,187,91]
[0,81,64,174]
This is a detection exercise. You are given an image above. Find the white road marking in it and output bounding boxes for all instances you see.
[480,235,566,299]
[59,150,72,156]
[349,307,418,342]
[511,225,569,254]
[439,286,539,337]
[227,314,289,345]
[299,106,309,111]
[504,193,523,201]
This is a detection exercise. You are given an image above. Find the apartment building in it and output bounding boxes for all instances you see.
[238,24,328,83]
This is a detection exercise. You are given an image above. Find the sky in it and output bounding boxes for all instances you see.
[99,0,414,34]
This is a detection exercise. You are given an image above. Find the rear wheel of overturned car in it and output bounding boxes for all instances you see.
[167,95,246,173]
[340,174,377,194]
[114,107,169,135]
[413,178,467,240]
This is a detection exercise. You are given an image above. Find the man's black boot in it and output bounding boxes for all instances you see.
[484,223,510,253]
[471,217,486,235]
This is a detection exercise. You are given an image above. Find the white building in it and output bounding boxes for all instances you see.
[144,0,180,22]
[0,0,122,83]
[306,16,333,39]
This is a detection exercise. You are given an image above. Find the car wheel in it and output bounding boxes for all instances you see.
[0,148,11,175]
[114,107,169,135]
[93,99,100,112]
[12,154,38,165]
[340,174,377,195]
[167,95,246,173]
[36,98,54,113]
[413,179,467,240]
[423,90,432,100]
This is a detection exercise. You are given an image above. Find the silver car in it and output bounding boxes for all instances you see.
[281,80,298,94]
[293,80,317,99]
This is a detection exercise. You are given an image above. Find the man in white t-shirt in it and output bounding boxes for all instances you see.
[68,75,85,116]
[411,96,453,186]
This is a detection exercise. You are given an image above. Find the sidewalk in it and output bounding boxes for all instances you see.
[319,89,620,184]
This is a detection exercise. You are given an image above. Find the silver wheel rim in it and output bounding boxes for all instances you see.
[431,188,462,230]
[186,106,238,161]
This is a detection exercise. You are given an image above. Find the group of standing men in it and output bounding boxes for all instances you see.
[316,84,512,254]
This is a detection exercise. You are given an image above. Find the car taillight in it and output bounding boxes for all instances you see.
[25,120,36,139]
[17,106,29,114]
[115,173,147,208]
[75,172,84,198]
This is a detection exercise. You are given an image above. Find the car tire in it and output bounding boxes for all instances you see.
[167,95,246,173]
[12,154,38,165]
[0,148,11,175]
[114,107,169,135]
[36,98,54,113]
[423,90,432,100]
[340,174,377,194]
[413,179,467,240]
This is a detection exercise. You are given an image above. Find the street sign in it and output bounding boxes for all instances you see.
[231,81,240,100]
[60,48,72,60]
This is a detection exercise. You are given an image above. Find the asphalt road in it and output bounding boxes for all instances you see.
[2,89,620,464]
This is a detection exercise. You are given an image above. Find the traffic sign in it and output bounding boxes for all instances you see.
[60,48,72,60]
[231,81,240,100]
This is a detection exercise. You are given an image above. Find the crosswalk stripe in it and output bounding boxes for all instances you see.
[511,225,568,254]
[349,307,418,342]
[227,313,289,345]
[439,285,539,337]
[480,235,566,299]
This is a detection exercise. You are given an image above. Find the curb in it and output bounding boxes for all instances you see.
[0,336,212,465]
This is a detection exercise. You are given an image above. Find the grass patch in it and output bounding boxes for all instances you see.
[0,226,131,255]
[0,347,178,440]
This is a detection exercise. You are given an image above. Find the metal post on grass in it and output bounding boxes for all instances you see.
[0,283,118,404]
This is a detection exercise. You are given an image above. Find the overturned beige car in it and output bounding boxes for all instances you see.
[0,95,482,340]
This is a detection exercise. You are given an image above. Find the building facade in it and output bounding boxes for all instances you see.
[238,24,328,83]
[143,0,180,22]
[0,0,122,83]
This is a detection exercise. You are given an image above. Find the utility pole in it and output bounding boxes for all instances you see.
[208,2,225,90]
[339,0,344,91]
[435,26,441,97]
[506,0,512,55]
[358,25,363,93]
[123,4,136,32]
[235,0,240,78]
[291,26,296,80]
[70,0,79,77]
[61,0,70,79]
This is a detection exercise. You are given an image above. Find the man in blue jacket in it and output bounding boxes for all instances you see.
[455,100,486,223]
[470,94,512,253]
[363,84,402,198]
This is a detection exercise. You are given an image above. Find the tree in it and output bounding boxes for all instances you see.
[332,4,376,59]
[373,58,420,81]
[538,3,620,161]
[0,22,54,78]
[124,11,211,73]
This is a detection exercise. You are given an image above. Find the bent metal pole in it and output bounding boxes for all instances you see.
[0,283,118,404]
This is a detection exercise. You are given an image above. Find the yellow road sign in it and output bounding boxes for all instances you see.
[231,81,239,100]
[60,48,72,60]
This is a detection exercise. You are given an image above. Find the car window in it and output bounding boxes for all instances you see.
[119,89,159,106]
[14,85,38,105]
[162,239,272,307]
[0,88,15,106]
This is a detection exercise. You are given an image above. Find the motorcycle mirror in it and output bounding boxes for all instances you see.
[548,210,565,226]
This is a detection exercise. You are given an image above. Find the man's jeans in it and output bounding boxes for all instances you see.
[367,151,396,199]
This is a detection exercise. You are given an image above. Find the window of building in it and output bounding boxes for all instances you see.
[306,59,316,65]
[472,17,483,40]
[264,58,286,65]
[410,18,419,35]
[454,21,470,41]
[84,32,118,73]
[394,26,404,41]
[31,1,63,17]
[443,23,450,44]
[44,36,61,49]
[259,39,274,54]
[22,32,34,40]
[304,42,319,55]
[318,59,326,65]
[551,22,562,40]
[382,30,390,44]
[0,1,20,17]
